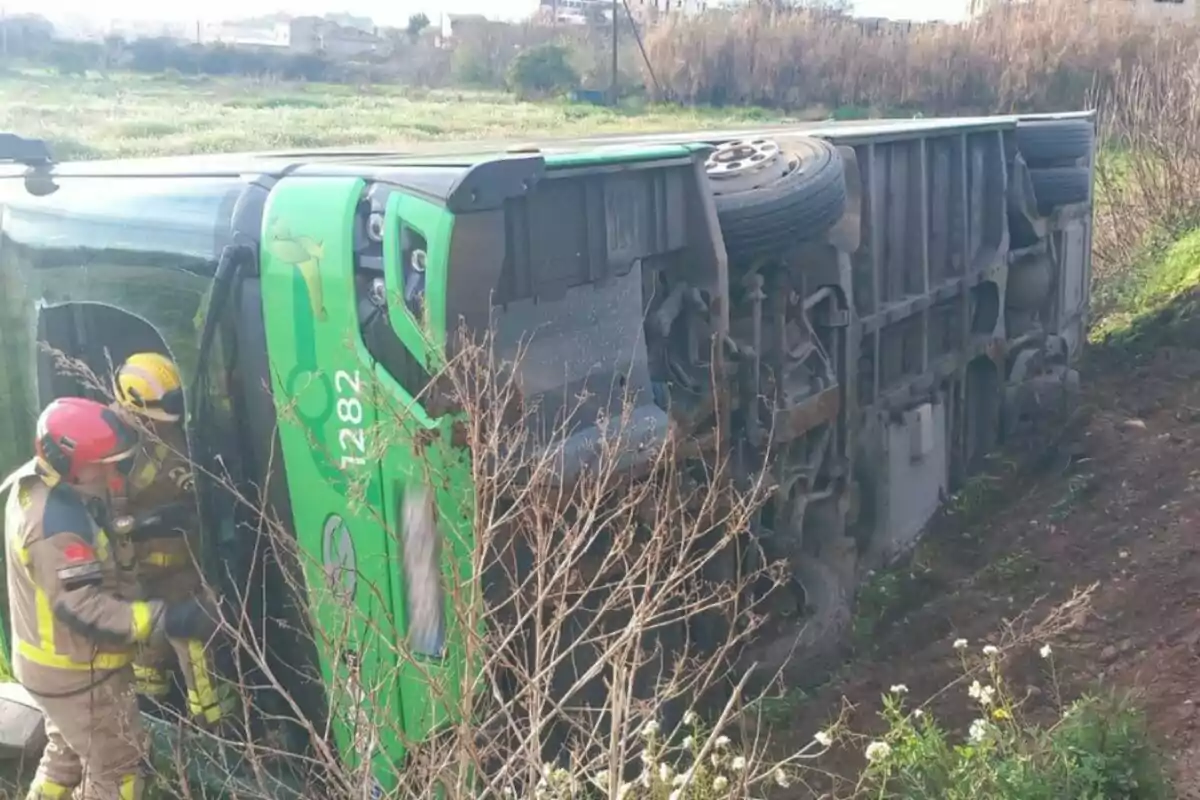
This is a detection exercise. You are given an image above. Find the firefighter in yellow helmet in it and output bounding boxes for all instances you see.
[110,352,232,728]
[2,397,216,800]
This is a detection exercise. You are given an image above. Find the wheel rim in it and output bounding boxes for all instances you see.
[705,138,795,195]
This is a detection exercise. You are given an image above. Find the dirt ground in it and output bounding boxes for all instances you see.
[763,313,1200,798]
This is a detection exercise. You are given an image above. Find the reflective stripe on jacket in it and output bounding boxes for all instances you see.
[110,411,197,576]
[2,460,164,694]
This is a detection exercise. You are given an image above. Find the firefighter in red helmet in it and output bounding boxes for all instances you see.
[1,397,216,800]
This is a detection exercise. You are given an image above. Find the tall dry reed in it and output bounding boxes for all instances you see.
[641,0,1200,114]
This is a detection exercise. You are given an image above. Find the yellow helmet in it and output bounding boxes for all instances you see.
[114,352,184,423]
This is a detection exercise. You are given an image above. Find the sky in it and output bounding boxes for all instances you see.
[6,0,972,28]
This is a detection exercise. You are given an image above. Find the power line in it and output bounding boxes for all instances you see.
[621,0,661,100]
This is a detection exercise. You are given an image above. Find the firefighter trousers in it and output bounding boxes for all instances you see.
[25,668,145,800]
[131,540,233,725]
[135,634,230,725]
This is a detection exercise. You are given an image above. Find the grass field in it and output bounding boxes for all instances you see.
[0,70,795,161]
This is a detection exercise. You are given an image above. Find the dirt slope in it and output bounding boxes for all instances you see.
[769,316,1200,797]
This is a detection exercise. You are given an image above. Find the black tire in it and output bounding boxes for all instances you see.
[791,556,852,661]
[1030,167,1091,215]
[711,137,847,264]
[1016,119,1094,167]
[735,554,852,693]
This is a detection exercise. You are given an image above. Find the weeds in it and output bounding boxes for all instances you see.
[977,551,1038,588]
[749,687,812,727]
[1047,472,1097,522]
[851,641,1172,800]
[1089,34,1200,338]
[949,473,1005,519]
[851,569,911,646]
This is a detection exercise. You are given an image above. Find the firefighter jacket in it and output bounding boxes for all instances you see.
[111,410,197,575]
[2,460,165,696]
[119,413,194,512]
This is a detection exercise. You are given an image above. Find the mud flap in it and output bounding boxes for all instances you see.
[0,683,46,759]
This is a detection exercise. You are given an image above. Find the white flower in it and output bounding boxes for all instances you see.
[774,768,791,788]
[642,720,660,738]
[865,741,892,762]
[731,755,747,771]
[1040,644,1053,659]
[983,645,999,657]
[659,762,673,783]
[968,680,996,705]
[710,753,723,768]
[890,683,909,695]
[913,708,924,718]
[673,770,691,787]
[715,735,731,749]
[814,729,834,747]
[617,783,634,800]
[969,718,991,743]
[953,638,969,650]
[712,775,729,792]
[684,710,700,726]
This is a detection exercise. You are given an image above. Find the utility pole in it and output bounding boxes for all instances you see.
[610,0,619,105]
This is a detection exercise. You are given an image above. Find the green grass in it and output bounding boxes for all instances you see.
[1092,227,1200,343]
[0,70,792,160]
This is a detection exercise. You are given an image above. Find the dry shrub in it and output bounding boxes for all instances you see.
[1093,56,1200,282]
[70,327,825,799]
[642,0,1194,114]
[451,21,641,91]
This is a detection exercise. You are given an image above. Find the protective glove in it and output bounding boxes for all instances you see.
[163,596,219,641]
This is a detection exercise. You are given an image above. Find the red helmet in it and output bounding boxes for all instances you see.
[35,397,140,483]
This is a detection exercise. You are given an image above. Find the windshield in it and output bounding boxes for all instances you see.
[3,175,241,265]
[0,175,245,476]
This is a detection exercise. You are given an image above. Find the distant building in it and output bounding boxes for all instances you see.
[436,12,493,45]
[203,20,290,48]
[0,13,55,55]
[971,0,1198,22]
[855,16,944,33]
[288,16,383,58]
[1125,0,1197,20]
[628,0,708,21]
[537,0,613,25]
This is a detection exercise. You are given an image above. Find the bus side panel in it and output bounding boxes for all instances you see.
[259,176,405,787]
